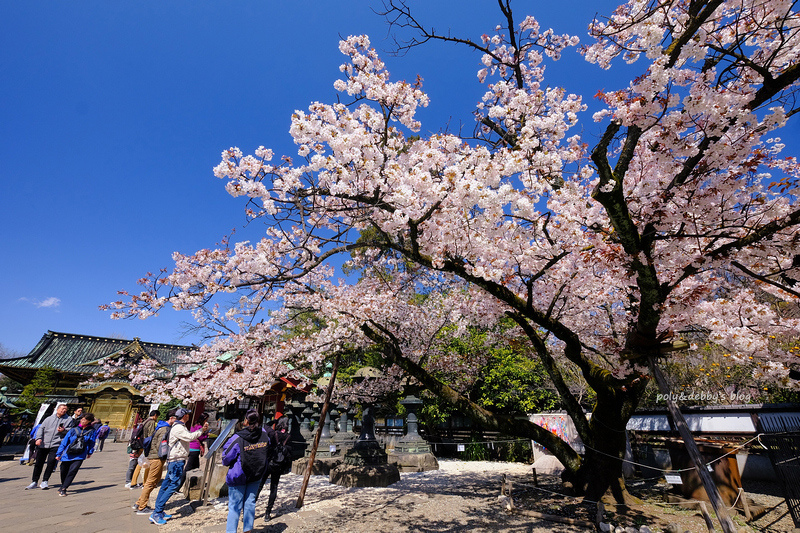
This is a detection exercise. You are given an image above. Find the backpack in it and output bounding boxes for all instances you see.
[98,425,110,438]
[67,428,87,455]
[157,423,177,461]
[130,424,145,450]
[238,432,271,482]
[142,434,155,456]
[272,431,293,471]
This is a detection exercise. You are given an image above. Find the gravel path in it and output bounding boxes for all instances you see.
[164,460,586,532]
[158,459,796,532]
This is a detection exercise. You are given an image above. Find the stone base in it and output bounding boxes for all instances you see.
[387,452,439,472]
[344,444,388,466]
[532,454,564,476]
[291,456,343,476]
[182,468,203,500]
[329,463,400,488]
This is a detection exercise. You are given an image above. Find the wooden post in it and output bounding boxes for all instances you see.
[200,451,216,506]
[649,356,738,533]
[699,501,716,532]
[596,501,605,526]
[739,487,752,521]
[295,354,340,509]
[531,467,538,486]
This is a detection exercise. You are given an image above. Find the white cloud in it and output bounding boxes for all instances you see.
[36,297,61,308]
[19,297,61,309]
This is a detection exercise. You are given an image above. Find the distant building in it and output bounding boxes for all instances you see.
[0,331,194,428]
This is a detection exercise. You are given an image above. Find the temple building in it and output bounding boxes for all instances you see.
[0,331,194,428]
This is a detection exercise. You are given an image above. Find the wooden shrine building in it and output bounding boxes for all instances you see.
[0,331,194,428]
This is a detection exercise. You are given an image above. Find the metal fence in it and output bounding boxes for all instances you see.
[759,414,800,528]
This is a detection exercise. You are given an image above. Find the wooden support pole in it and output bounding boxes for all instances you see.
[295,353,340,509]
[596,501,605,526]
[739,487,752,521]
[699,501,716,532]
[649,356,738,533]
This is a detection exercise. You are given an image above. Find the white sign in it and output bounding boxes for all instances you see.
[34,403,51,426]
[330,445,337,453]
[457,444,466,452]
[664,474,683,485]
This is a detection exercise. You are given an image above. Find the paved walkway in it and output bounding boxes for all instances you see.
[0,441,213,533]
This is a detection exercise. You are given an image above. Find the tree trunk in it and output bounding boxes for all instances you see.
[566,381,645,504]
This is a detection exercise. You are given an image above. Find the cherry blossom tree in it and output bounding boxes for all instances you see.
[107,0,800,501]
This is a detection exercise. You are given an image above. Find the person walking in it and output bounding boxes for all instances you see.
[95,421,110,451]
[22,423,39,465]
[263,415,292,520]
[0,416,13,448]
[54,413,96,496]
[222,410,270,533]
[66,407,83,429]
[26,403,71,490]
[133,410,176,515]
[149,408,208,525]
[127,410,159,488]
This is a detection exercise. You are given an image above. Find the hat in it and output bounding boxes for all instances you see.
[175,408,190,419]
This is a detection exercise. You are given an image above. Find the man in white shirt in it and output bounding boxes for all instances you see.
[149,408,208,525]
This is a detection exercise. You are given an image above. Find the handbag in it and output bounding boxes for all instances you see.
[67,429,87,455]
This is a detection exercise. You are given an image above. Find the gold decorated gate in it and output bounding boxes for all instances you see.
[90,397,133,429]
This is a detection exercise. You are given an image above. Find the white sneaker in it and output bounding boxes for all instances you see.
[40,480,49,489]
[25,482,37,490]
[124,482,131,488]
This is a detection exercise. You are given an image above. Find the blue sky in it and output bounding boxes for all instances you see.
[0,0,690,355]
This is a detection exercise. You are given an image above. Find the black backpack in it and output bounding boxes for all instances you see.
[67,428,88,455]
[130,424,145,450]
[272,432,292,470]
[239,432,271,482]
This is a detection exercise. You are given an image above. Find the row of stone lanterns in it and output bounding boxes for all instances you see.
[285,393,439,486]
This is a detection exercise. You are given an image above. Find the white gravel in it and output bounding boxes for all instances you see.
[162,459,586,532]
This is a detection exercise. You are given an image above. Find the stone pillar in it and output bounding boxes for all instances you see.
[329,404,400,488]
[389,395,438,472]
[287,399,307,459]
[299,404,314,441]
[329,406,339,437]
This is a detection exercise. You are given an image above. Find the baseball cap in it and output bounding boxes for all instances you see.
[175,408,190,419]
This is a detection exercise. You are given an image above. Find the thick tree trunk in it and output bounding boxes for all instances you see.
[361,321,649,504]
[566,381,645,504]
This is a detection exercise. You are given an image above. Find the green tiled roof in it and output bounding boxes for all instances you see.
[0,331,195,374]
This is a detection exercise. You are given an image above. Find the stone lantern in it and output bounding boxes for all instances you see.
[329,367,400,487]
[388,394,439,472]
[287,398,308,458]
[299,403,314,441]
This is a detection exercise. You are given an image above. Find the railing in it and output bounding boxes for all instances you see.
[759,414,800,528]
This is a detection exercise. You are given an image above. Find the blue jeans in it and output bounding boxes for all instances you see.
[227,480,261,533]
[154,460,185,514]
